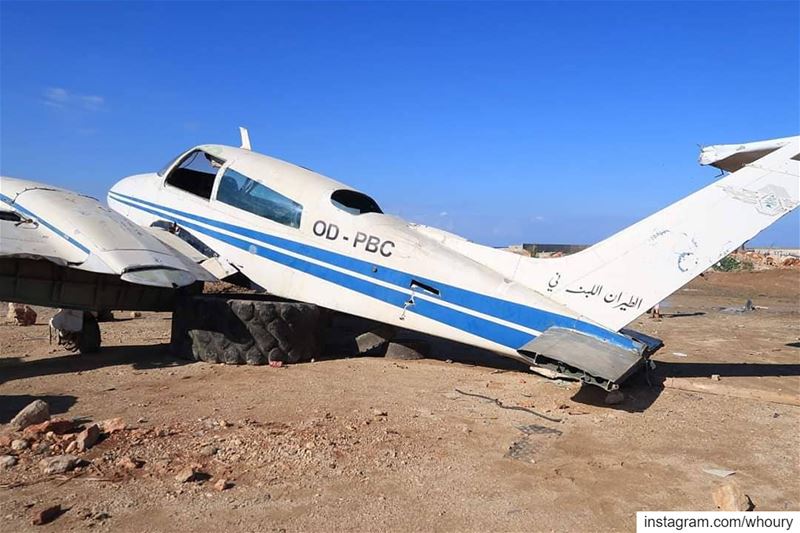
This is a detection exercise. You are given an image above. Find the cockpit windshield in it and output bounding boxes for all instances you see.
[164,150,225,200]
[330,189,383,215]
[157,153,183,177]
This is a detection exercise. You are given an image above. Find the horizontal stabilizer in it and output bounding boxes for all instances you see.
[519,327,646,388]
[698,136,796,172]
[618,327,663,354]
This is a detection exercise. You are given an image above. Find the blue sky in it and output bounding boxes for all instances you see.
[1,1,798,246]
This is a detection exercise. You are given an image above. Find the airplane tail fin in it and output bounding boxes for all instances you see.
[513,136,799,332]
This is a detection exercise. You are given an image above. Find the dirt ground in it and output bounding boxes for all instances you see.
[1,269,798,532]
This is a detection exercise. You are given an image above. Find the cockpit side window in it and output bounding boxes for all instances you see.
[330,189,383,215]
[164,150,225,200]
[216,168,303,229]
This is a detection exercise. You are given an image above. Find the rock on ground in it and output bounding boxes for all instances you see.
[713,481,754,511]
[214,478,233,491]
[39,455,79,475]
[99,417,126,434]
[117,456,143,470]
[11,439,29,451]
[22,419,76,437]
[355,325,396,354]
[0,455,18,468]
[175,466,200,483]
[32,441,51,455]
[9,399,50,430]
[199,444,218,457]
[384,340,427,360]
[31,504,62,525]
[7,303,37,326]
[76,424,101,452]
[604,390,625,405]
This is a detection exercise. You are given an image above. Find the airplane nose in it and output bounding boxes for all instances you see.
[109,174,141,198]
[107,173,154,216]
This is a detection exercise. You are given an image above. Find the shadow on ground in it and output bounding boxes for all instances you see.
[0,394,78,424]
[0,343,190,386]
[657,361,800,378]
[321,314,530,372]
[570,377,662,414]
[415,336,531,372]
[319,339,528,372]
[663,312,706,318]
[571,359,800,413]
[322,317,800,414]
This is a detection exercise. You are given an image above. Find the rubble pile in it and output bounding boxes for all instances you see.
[202,281,259,294]
[781,256,800,267]
[730,252,800,271]
[1,399,419,507]
[0,402,132,483]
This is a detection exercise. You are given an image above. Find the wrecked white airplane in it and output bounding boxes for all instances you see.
[109,131,799,388]
[2,132,798,388]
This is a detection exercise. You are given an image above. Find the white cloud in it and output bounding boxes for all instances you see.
[42,87,106,111]
[439,211,448,217]
[43,87,69,107]
[81,95,105,111]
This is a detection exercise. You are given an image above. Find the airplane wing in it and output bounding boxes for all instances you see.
[1,177,216,288]
[0,203,83,267]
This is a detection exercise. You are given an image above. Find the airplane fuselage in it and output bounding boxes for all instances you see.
[108,143,637,367]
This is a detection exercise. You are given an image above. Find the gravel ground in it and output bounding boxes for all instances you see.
[0,269,798,532]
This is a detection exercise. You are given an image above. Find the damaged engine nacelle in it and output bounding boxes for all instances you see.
[49,309,101,354]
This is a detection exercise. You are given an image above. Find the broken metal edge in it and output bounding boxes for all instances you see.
[518,326,662,390]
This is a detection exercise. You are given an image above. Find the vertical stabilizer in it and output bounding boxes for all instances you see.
[512,136,799,331]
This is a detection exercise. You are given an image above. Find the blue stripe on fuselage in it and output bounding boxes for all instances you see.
[108,190,636,351]
[109,192,533,349]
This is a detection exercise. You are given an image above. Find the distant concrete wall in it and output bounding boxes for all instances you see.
[510,243,799,259]
[518,243,589,257]
[507,244,799,259]
[747,247,800,258]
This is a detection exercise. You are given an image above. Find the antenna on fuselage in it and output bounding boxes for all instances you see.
[239,126,252,150]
